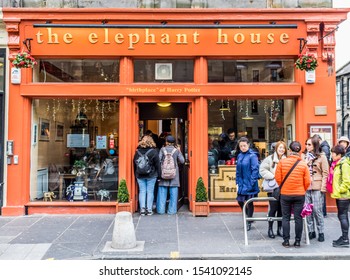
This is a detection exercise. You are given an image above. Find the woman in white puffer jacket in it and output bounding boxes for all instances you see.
[259,141,287,239]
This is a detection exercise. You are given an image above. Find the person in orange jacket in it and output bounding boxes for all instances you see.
[275,141,311,248]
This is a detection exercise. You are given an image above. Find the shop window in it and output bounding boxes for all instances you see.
[252,70,259,82]
[347,78,350,107]
[208,98,295,202]
[236,69,242,82]
[31,99,119,202]
[336,81,341,109]
[34,59,120,83]
[270,69,278,82]
[134,59,194,83]
[208,59,294,83]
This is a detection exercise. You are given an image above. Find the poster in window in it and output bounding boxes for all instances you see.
[308,124,334,146]
[39,118,50,141]
[96,135,107,149]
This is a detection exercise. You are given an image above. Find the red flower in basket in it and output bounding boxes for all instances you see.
[11,52,37,69]
[295,53,318,71]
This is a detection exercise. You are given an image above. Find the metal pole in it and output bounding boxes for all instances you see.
[243,199,248,245]
[242,196,310,246]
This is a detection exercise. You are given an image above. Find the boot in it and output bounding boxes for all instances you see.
[277,222,283,237]
[282,240,290,248]
[294,239,301,248]
[268,221,275,238]
[318,233,325,242]
[247,222,252,231]
[309,231,316,240]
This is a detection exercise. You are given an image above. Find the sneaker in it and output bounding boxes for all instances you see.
[333,237,350,248]
[333,236,343,244]
[146,210,153,216]
[318,233,325,242]
[140,208,146,216]
[294,240,301,248]
[308,231,316,240]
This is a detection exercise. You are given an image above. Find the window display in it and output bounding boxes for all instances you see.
[31,99,119,202]
[208,99,295,201]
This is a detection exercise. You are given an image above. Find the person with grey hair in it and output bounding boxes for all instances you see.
[338,136,350,155]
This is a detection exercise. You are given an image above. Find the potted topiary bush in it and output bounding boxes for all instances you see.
[193,177,209,217]
[116,179,133,212]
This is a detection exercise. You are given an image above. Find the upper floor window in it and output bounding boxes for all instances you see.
[134,59,194,83]
[347,78,350,107]
[208,59,294,83]
[336,81,341,109]
[34,59,120,83]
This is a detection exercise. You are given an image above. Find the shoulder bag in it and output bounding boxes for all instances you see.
[272,159,301,201]
[262,178,279,192]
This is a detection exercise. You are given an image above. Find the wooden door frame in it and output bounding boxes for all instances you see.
[131,98,196,212]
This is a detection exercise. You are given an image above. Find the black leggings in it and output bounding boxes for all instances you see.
[238,201,254,220]
[268,193,282,226]
[336,199,350,240]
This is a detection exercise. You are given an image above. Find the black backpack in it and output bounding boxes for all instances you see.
[135,149,153,175]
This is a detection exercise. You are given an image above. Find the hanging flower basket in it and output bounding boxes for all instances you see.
[11,52,37,69]
[295,54,318,71]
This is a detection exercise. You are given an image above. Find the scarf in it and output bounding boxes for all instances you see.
[326,159,339,193]
[306,152,316,178]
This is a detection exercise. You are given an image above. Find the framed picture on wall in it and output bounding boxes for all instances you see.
[39,118,50,141]
[55,122,64,142]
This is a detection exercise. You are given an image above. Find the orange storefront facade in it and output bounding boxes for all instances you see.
[2,8,349,216]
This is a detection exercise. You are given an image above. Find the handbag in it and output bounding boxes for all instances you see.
[272,159,301,201]
[301,203,313,218]
[262,179,279,192]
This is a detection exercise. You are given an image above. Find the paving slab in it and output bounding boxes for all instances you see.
[0,211,349,260]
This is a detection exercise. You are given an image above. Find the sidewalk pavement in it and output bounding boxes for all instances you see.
[0,207,349,260]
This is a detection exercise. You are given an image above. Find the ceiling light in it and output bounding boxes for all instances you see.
[157,102,171,107]
[242,116,254,120]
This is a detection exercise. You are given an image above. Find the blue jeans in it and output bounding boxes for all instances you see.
[156,186,178,215]
[137,177,157,212]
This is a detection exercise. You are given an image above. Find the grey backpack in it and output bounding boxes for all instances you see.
[161,148,177,179]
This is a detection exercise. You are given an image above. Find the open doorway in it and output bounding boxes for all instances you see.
[138,103,189,212]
